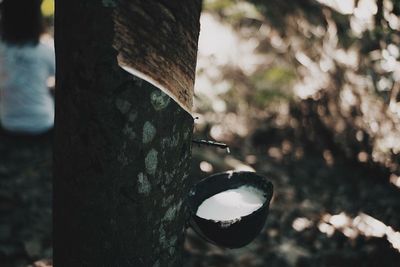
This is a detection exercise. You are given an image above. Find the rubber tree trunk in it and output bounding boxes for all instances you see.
[54,1,201,266]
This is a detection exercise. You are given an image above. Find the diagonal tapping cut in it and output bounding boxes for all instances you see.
[112,0,201,114]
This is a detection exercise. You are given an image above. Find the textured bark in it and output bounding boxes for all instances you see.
[54,1,201,266]
[114,0,201,112]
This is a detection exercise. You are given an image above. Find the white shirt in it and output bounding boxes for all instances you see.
[0,41,55,134]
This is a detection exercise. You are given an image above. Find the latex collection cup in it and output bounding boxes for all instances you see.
[187,171,273,248]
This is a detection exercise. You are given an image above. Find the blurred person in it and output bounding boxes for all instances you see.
[0,0,55,136]
[0,2,54,265]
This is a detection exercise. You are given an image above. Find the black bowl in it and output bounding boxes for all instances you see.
[187,171,273,248]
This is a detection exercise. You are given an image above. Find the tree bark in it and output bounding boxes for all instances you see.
[54,1,201,266]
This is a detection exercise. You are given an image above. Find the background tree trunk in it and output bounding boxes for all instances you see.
[54,1,201,266]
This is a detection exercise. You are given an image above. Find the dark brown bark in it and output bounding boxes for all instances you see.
[54,1,201,266]
[114,0,201,111]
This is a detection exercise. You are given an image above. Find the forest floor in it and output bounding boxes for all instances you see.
[1,121,400,267]
[0,133,52,267]
[185,119,400,267]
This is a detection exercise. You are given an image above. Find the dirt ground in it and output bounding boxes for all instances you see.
[185,122,400,267]
[0,133,52,267]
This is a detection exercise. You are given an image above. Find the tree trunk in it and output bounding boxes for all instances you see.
[54,1,201,266]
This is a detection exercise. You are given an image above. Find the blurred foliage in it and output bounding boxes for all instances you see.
[204,0,262,24]
[41,0,54,18]
[204,0,237,12]
[198,0,400,176]
[191,2,400,265]
[251,67,295,107]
